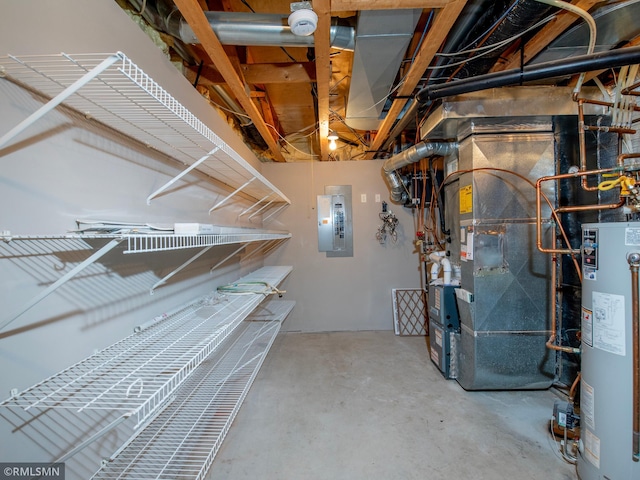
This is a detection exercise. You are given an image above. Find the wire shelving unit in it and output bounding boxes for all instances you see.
[92,300,293,480]
[1,266,292,430]
[0,52,291,212]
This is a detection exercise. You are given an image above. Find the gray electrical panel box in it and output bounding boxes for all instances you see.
[317,185,353,257]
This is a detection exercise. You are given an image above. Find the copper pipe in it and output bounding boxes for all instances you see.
[555,199,626,213]
[536,166,625,255]
[546,252,581,354]
[622,79,640,95]
[578,100,600,192]
[584,125,637,135]
[569,372,581,404]
[628,252,640,461]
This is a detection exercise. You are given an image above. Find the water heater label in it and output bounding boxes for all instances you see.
[625,227,640,245]
[581,379,595,430]
[583,428,600,469]
[592,291,626,356]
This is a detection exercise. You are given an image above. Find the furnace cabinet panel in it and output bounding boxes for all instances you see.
[447,132,555,390]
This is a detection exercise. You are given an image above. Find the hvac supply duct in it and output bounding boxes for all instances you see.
[416,45,640,104]
[344,9,421,130]
[382,141,457,203]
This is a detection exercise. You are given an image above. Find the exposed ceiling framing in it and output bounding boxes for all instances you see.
[120,0,640,162]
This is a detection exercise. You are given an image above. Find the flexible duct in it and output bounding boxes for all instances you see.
[417,45,640,104]
[382,142,457,203]
[437,0,554,81]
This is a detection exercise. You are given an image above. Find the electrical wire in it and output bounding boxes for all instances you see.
[433,14,555,59]
[217,281,285,297]
[532,0,596,95]
[265,123,320,158]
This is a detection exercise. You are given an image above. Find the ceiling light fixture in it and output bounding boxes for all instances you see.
[288,2,318,37]
[327,131,339,151]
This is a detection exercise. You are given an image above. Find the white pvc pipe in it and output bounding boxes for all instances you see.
[441,257,452,285]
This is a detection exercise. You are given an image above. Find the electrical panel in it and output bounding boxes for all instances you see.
[317,185,353,257]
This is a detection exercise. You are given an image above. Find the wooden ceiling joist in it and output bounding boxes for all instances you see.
[314,0,332,160]
[173,0,286,161]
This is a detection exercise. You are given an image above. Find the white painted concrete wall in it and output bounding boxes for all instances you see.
[263,161,423,332]
[0,1,274,471]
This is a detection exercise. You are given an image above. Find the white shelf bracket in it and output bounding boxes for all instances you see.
[263,203,288,223]
[209,244,248,274]
[240,239,282,264]
[239,193,272,217]
[147,147,220,205]
[0,54,120,149]
[150,245,214,295]
[248,199,276,220]
[208,177,256,214]
[0,237,124,332]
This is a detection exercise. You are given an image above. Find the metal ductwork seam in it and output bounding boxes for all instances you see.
[382,142,458,203]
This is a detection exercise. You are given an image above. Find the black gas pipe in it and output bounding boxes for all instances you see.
[416,46,640,104]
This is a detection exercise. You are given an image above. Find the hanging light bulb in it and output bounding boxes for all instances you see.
[327,131,338,151]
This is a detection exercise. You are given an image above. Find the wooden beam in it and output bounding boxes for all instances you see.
[173,0,286,161]
[331,0,452,10]
[314,0,332,160]
[242,62,316,84]
[367,0,468,157]
[490,0,600,73]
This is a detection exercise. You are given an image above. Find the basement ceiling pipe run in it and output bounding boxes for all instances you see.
[383,141,457,203]
[416,45,640,103]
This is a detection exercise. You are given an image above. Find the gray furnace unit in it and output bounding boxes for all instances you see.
[420,87,578,390]
[428,285,460,379]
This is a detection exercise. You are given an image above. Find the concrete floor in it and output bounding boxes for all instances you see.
[207,331,577,480]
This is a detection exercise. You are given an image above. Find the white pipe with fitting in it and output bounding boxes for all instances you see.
[428,251,453,285]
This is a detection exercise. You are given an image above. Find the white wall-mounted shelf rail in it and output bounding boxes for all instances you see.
[92,300,294,480]
[0,52,291,212]
[1,266,292,430]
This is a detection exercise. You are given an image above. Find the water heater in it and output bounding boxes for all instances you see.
[578,222,640,479]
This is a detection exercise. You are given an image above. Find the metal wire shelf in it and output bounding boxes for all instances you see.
[1,266,292,429]
[0,52,290,211]
[92,300,293,480]
[0,233,291,330]
[123,232,291,254]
